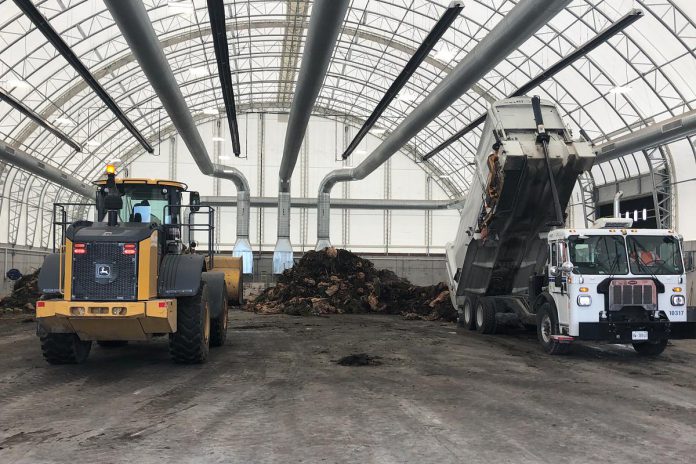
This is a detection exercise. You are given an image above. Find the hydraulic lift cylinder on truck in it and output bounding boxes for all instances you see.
[445,96,696,355]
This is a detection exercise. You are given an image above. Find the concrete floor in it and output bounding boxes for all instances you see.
[1,311,696,463]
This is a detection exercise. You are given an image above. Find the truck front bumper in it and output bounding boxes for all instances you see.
[578,320,696,343]
[36,299,177,341]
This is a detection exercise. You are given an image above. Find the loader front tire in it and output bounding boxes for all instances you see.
[210,286,229,348]
[40,333,91,364]
[170,282,210,364]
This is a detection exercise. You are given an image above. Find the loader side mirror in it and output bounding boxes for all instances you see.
[190,191,200,212]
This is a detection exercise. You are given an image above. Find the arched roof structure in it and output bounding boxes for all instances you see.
[1,0,696,247]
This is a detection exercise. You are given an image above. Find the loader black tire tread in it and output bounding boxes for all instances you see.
[210,287,229,348]
[170,282,210,364]
[97,340,128,348]
[40,333,91,364]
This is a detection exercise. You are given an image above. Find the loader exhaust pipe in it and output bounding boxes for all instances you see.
[613,191,623,218]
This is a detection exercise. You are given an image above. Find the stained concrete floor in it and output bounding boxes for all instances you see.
[1,310,696,463]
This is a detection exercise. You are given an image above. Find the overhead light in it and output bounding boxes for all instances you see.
[53,117,75,126]
[168,1,194,16]
[202,107,219,115]
[372,128,386,135]
[109,158,122,163]
[609,85,632,95]
[212,136,225,142]
[354,150,367,156]
[434,48,456,62]
[189,66,208,77]
[437,175,452,179]
[218,155,230,160]
[85,140,100,147]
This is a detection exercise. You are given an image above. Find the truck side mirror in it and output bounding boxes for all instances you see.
[561,261,575,274]
[190,191,200,212]
[549,265,560,277]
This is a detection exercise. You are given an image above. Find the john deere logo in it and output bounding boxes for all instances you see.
[628,280,637,285]
[97,265,111,277]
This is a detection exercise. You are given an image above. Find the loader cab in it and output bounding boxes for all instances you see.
[94,178,189,226]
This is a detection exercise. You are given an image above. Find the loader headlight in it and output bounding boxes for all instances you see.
[70,306,86,316]
[671,295,685,306]
[577,295,592,307]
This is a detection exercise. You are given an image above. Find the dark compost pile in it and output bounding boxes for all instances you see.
[0,268,41,312]
[246,248,456,321]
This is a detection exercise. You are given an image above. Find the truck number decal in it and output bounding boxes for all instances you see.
[669,310,685,317]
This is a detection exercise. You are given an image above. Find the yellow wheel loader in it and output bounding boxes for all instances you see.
[35,165,243,364]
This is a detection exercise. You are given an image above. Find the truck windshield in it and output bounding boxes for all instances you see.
[568,235,628,275]
[626,235,684,275]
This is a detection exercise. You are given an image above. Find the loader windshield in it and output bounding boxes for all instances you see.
[568,235,628,275]
[97,182,183,225]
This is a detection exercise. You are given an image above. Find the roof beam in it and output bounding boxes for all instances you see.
[0,139,92,198]
[277,1,310,106]
[421,8,644,162]
[207,0,241,156]
[0,88,81,152]
[12,0,154,154]
[342,2,464,160]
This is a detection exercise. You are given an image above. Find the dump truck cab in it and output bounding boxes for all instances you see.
[542,222,694,352]
[35,166,243,364]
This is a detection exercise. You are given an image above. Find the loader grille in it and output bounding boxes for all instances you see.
[608,279,656,312]
[71,242,138,301]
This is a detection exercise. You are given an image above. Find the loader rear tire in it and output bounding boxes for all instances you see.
[170,282,210,364]
[475,298,497,334]
[210,287,229,348]
[40,333,91,364]
[97,340,128,348]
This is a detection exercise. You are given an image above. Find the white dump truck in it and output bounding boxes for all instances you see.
[445,96,696,355]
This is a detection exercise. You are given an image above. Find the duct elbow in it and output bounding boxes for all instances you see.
[319,168,355,194]
[212,164,250,193]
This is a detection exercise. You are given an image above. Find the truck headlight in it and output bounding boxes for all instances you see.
[577,295,592,306]
[671,295,686,306]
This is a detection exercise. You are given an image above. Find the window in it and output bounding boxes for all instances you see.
[626,235,684,275]
[568,235,628,275]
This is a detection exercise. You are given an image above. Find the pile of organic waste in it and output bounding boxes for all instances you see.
[0,268,41,314]
[246,248,455,321]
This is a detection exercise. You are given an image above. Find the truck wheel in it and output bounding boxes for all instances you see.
[632,339,668,356]
[475,298,497,334]
[210,286,229,348]
[40,333,91,364]
[458,295,477,331]
[170,282,210,364]
[97,341,128,348]
[537,303,569,355]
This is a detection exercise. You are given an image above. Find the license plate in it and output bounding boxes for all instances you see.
[632,331,649,341]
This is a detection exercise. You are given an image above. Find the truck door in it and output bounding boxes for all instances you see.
[549,241,570,326]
